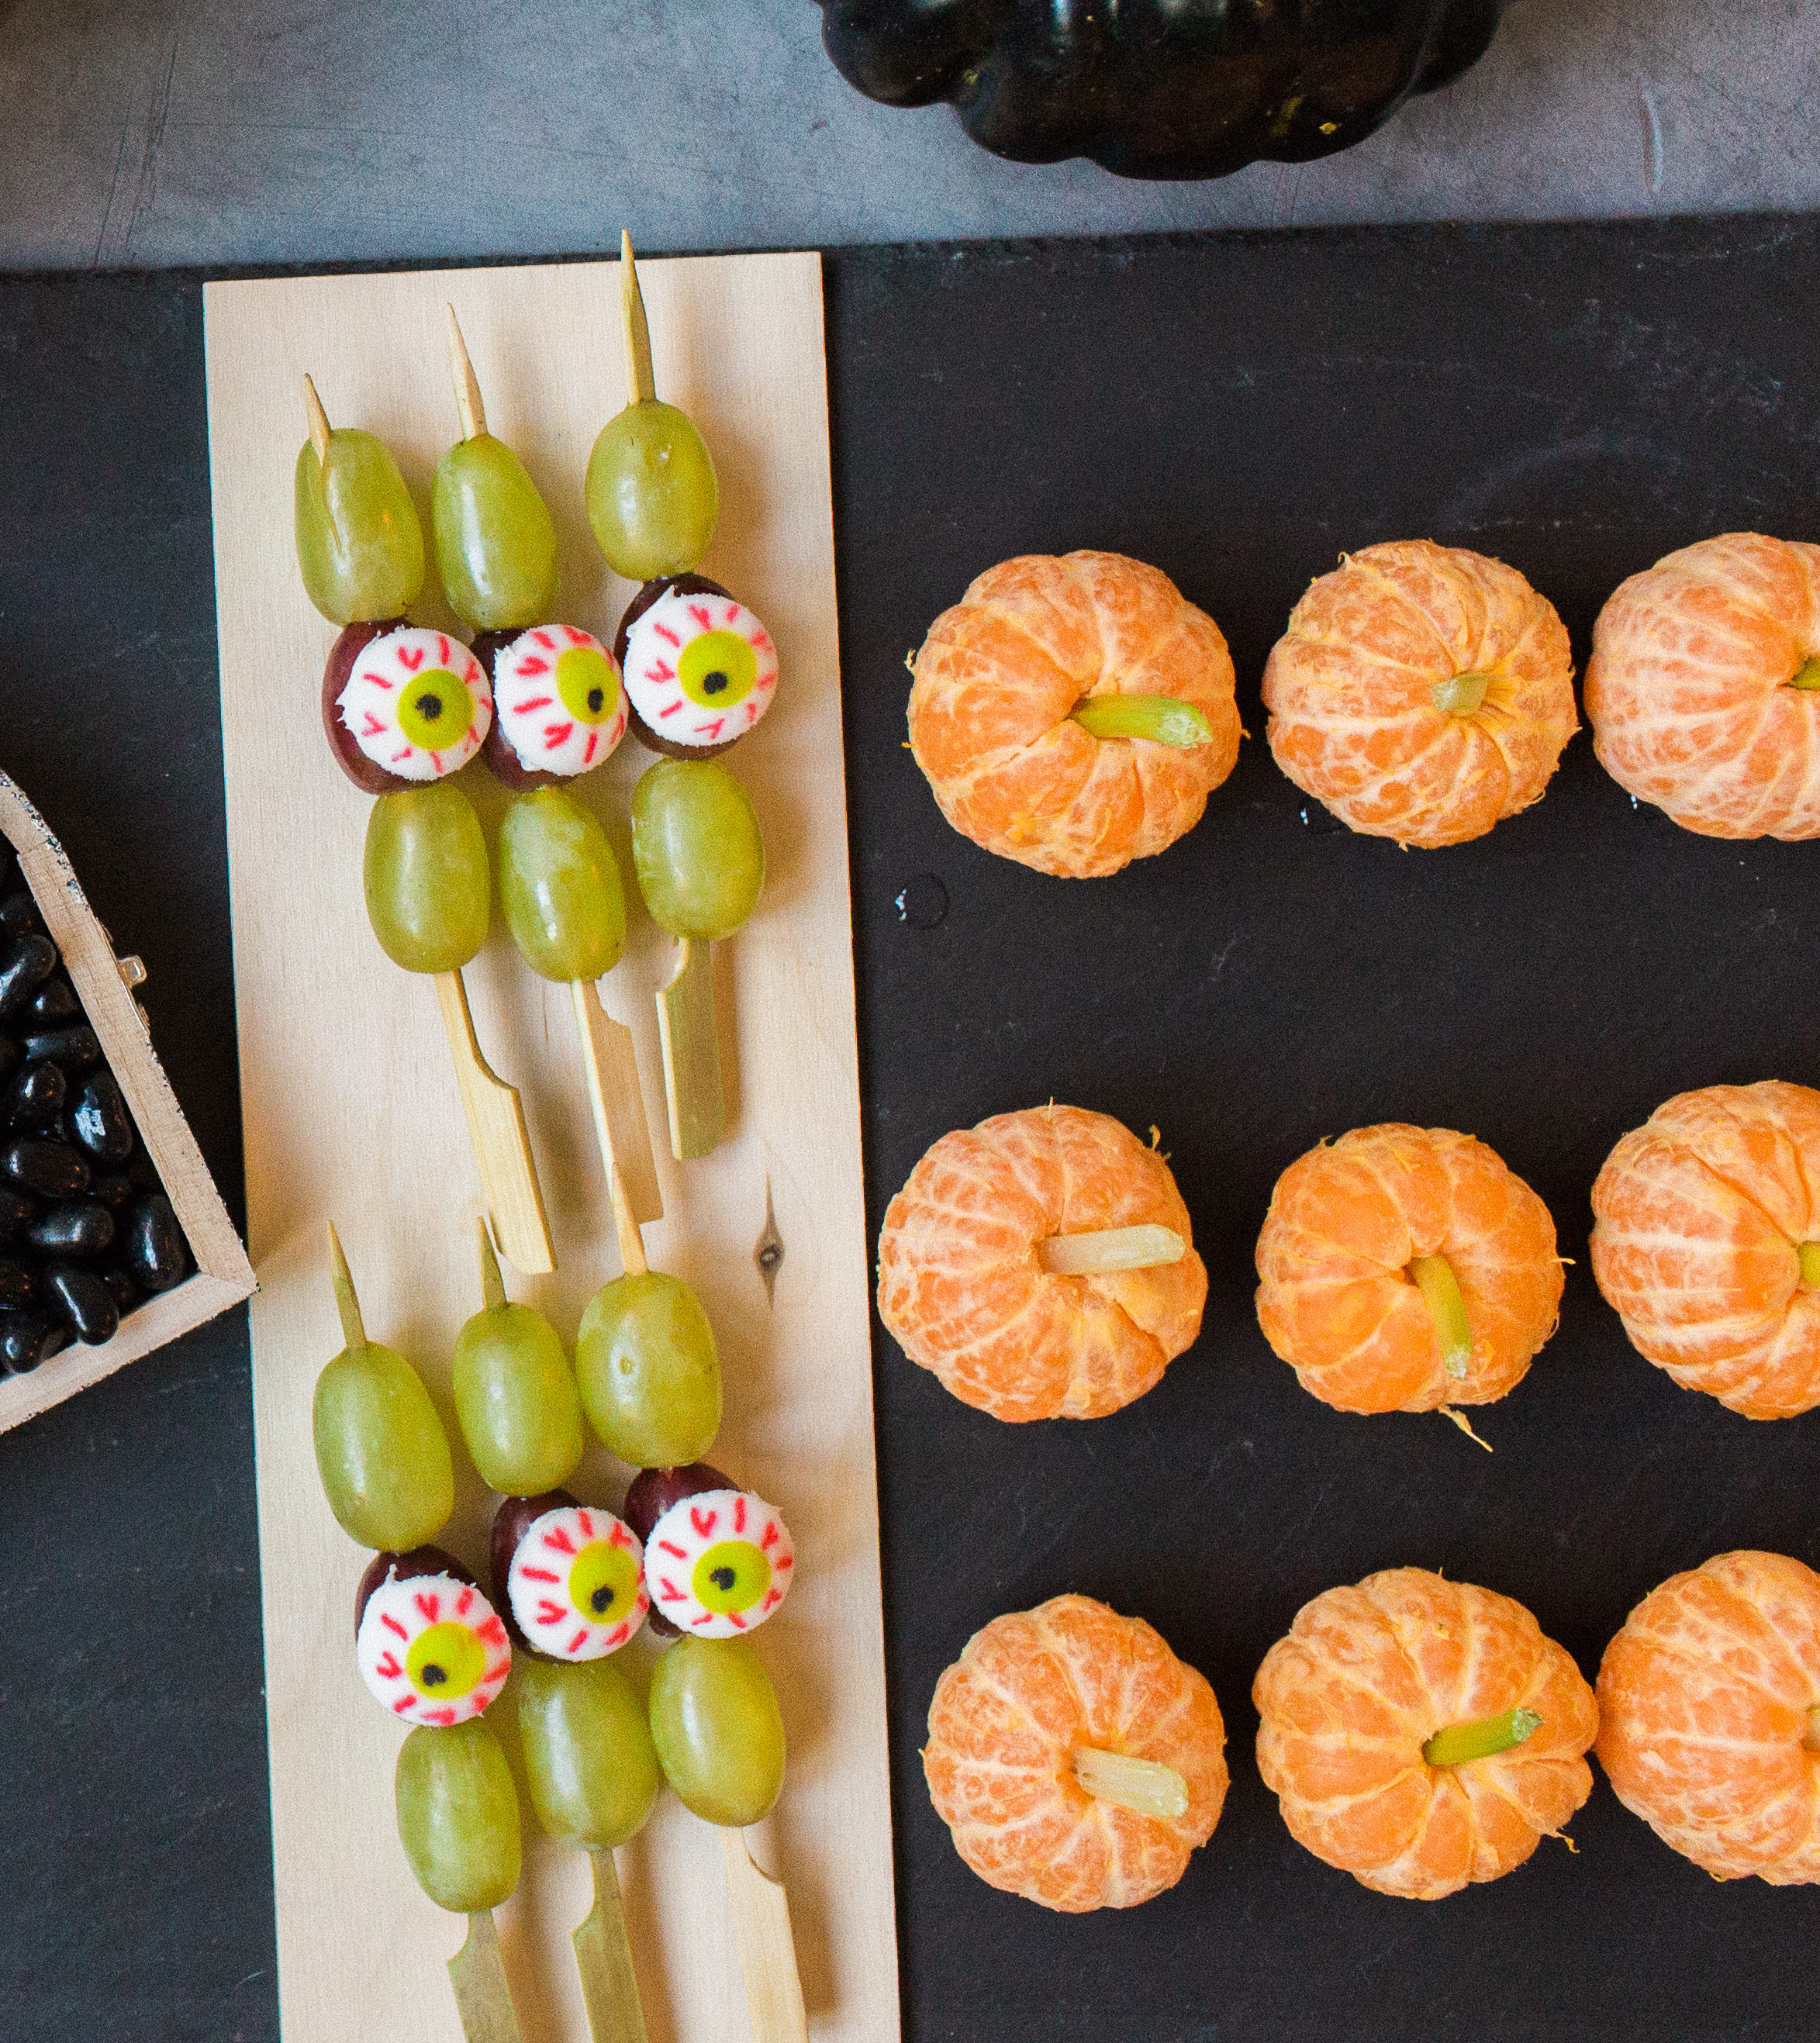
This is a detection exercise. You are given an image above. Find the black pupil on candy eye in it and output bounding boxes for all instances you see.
[418,692,444,721]
[703,670,729,696]
[590,1586,614,1613]
[587,686,604,713]
[711,1566,738,1592]
[420,1662,447,1686]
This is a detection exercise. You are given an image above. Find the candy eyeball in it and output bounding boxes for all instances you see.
[492,625,627,779]
[644,1488,793,1638]
[619,578,778,757]
[506,1503,648,1661]
[356,1557,511,1727]
[335,626,492,782]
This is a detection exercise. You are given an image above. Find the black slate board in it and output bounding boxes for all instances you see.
[2,216,1818,2042]
[827,219,1820,2043]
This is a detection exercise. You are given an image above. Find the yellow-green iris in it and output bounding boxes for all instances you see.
[398,669,475,752]
[679,629,756,711]
[568,1539,641,1622]
[406,1620,486,1700]
[692,1538,772,1615]
[556,645,620,725]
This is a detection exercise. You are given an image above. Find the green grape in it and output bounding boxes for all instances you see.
[516,1655,661,1850]
[648,1638,785,1827]
[575,1270,721,1467]
[395,1717,522,1913]
[585,402,718,582]
[313,1338,454,1549]
[630,760,763,942]
[497,788,626,983]
[452,1287,585,1497]
[432,433,560,633]
[295,429,426,626]
[364,783,491,974]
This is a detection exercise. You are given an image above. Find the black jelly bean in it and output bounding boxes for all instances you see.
[98,1268,139,1314]
[125,1195,187,1292]
[0,1307,67,1373]
[0,935,57,1020]
[0,1189,33,1243]
[0,892,40,938]
[2,1140,89,1197]
[27,1203,114,1258]
[0,1257,36,1310]
[127,1147,161,1190]
[26,978,77,1024]
[0,1037,18,1087]
[90,1172,135,1212]
[21,1026,100,1073]
[71,1070,133,1161]
[5,1060,65,1128]
[43,1267,117,1346]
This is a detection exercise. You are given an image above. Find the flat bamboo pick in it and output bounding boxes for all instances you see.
[655,940,724,1161]
[1037,1223,1185,1276]
[446,305,488,441]
[573,1848,651,2043]
[447,1911,525,2043]
[620,231,656,408]
[303,374,331,464]
[433,971,555,1275]
[719,1828,809,2043]
[572,979,664,1230]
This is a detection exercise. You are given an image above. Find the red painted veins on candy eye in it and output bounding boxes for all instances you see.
[641,1487,795,1639]
[503,1502,648,1662]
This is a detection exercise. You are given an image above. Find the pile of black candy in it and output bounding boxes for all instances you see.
[0,850,190,1373]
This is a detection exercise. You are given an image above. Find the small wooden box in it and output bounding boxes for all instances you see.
[0,771,255,1429]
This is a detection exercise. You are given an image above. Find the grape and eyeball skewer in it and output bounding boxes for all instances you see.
[587,233,776,1161]
[433,310,665,1237]
[310,1225,527,2042]
[295,382,553,1275]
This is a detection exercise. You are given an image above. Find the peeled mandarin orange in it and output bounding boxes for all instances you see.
[1585,532,1820,838]
[1254,1567,1597,1900]
[1596,1549,1820,1882]
[923,1593,1228,1912]
[876,1104,1207,1421]
[1589,1080,1820,1420]
[1261,539,1577,846]
[1253,1124,1563,1416]
[907,550,1242,878]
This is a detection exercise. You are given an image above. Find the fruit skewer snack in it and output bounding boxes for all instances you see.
[569,1085,808,2043]
[435,310,665,1240]
[455,1223,658,2043]
[311,1225,527,2042]
[589,235,776,1161]
[295,383,554,1275]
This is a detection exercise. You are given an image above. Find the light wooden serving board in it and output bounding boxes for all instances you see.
[204,255,899,2043]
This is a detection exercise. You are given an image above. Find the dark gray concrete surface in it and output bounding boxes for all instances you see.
[0,0,1814,268]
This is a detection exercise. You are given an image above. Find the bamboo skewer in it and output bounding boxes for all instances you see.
[572,979,664,1241]
[654,939,724,1162]
[432,971,554,1276]
[620,229,656,408]
[573,1848,651,2043]
[447,1910,526,2043]
[720,1828,810,2043]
